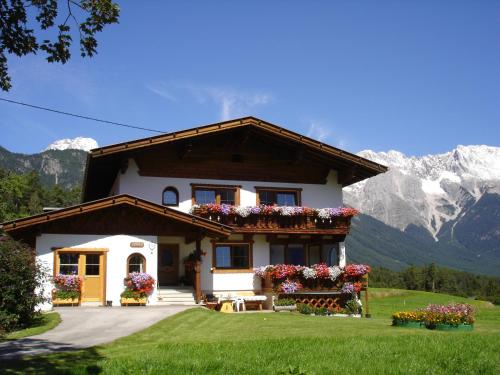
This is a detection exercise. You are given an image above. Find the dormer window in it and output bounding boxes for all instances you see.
[191,183,240,205]
[255,187,302,206]
[162,187,179,206]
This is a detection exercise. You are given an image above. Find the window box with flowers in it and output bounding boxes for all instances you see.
[190,204,358,231]
[120,272,155,306]
[52,274,82,306]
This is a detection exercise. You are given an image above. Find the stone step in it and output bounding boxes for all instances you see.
[157,288,195,295]
[155,301,198,306]
[157,296,196,302]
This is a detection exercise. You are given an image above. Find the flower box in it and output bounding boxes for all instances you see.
[52,297,80,306]
[392,320,423,328]
[429,323,474,331]
[274,305,297,312]
[120,297,147,306]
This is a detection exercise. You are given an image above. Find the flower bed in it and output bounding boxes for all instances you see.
[392,303,475,331]
[52,274,82,306]
[121,272,155,306]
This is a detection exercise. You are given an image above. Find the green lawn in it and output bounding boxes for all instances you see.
[2,289,499,375]
[2,312,61,341]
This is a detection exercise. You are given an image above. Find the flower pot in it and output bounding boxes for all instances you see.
[120,297,147,306]
[274,305,297,312]
[52,297,80,306]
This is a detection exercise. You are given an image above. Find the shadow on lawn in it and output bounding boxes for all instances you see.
[1,347,104,374]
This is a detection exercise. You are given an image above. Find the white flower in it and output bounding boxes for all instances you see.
[302,267,317,279]
[317,208,330,219]
[328,266,342,281]
[279,206,295,216]
[235,206,252,218]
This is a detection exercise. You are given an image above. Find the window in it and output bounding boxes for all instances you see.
[162,187,179,206]
[192,184,240,205]
[269,242,339,266]
[321,244,339,266]
[59,253,79,274]
[128,253,146,273]
[270,243,305,265]
[213,244,251,269]
[256,187,301,206]
[85,254,100,276]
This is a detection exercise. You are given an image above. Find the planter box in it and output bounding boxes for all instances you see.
[120,297,147,306]
[393,320,423,329]
[274,305,297,312]
[52,297,80,306]
[429,323,474,332]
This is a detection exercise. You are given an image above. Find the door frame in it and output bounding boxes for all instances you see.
[53,248,108,304]
[157,244,180,286]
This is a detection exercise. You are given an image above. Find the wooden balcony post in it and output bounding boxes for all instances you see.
[364,275,371,318]
[194,260,201,304]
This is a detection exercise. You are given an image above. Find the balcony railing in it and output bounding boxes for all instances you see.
[190,207,354,233]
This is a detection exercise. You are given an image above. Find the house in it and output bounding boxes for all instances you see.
[1,117,387,309]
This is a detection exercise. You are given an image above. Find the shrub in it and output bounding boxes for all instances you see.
[275,298,296,306]
[0,237,48,335]
[297,303,313,315]
[313,306,328,316]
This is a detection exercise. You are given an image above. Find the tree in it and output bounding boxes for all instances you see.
[0,0,120,91]
[0,237,48,335]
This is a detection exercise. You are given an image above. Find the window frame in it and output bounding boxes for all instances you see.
[191,183,241,206]
[269,240,339,266]
[211,241,253,272]
[255,186,302,206]
[162,186,179,207]
[127,253,146,274]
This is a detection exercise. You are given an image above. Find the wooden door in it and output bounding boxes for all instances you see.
[158,244,179,286]
[54,249,106,304]
[80,253,104,302]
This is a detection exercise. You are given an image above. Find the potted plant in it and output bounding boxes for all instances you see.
[120,272,155,306]
[345,296,362,318]
[274,298,297,312]
[52,274,82,306]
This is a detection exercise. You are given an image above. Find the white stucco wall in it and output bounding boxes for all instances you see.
[36,234,157,310]
[116,159,343,211]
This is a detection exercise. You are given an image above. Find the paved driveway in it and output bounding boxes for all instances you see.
[0,306,191,359]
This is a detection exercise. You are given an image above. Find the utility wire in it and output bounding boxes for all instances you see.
[0,97,166,134]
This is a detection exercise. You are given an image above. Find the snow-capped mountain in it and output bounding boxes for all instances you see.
[44,137,98,152]
[344,145,500,240]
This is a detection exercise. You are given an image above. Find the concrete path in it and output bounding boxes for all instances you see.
[0,305,191,359]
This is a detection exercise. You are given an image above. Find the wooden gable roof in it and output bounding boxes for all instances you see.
[1,194,232,247]
[82,117,388,202]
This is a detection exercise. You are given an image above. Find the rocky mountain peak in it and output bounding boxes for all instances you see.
[44,137,98,152]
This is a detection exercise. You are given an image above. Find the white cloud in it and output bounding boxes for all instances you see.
[146,84,177,102]
[147,82,271,121]
[185,85,271,121]
[307,121,332,142]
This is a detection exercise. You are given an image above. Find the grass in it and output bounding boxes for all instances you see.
[2,312,61,341]
[2,289,499,375]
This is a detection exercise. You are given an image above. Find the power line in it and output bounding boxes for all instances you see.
[0,97,166,134]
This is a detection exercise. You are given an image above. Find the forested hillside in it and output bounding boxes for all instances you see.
[369,264,500,304]
[0,168,81,223]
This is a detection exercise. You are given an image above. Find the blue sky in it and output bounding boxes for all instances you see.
[1,1,499,156]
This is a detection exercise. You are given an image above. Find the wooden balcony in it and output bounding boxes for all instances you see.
[190,210,352,235]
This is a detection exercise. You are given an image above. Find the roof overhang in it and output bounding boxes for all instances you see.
[1,195,232,245]
[82,116,388,201]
